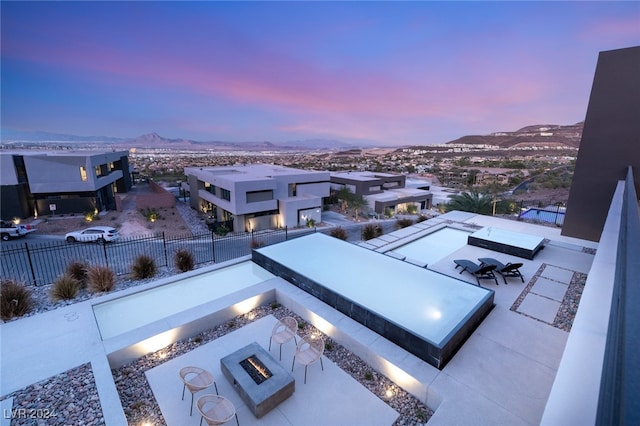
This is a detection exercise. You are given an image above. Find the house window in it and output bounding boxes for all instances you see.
[95,165,103,177]
[288,183,297,197]
[220,188,231,201]
[80,166,88,181]
[246,190,273,203]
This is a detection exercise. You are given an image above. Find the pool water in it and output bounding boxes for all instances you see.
[93,262,274,340]
[390,227,471,265]
[519,208,565,225]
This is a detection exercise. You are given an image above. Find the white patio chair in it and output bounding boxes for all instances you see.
[268,316,298,360]
[197,394,239,426]
[291,336,324,384]
[180,366,218,416]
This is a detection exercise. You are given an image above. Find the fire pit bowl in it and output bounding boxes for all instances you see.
[220,342,295,418]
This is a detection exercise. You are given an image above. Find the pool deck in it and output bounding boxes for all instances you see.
[0,212,597,426]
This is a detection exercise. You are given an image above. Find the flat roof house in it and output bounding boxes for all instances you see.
[330,171,433,214]
[0,150,132,219]
[184,164,330,232]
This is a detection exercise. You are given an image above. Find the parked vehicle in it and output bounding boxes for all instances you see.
[65,226,120,243]
[1,221,37,241]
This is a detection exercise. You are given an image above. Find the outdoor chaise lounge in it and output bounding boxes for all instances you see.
[453,259,499,286]
[478,258,525,284]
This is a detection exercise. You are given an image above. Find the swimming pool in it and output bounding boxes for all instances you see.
[390,227,471,265]
[93,262,274,340]
[253,233,494,369]
[519,208,565,225]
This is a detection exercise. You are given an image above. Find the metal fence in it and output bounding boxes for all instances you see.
[0,226,317,286]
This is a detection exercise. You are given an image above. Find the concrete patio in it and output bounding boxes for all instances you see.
[0,212,597,425]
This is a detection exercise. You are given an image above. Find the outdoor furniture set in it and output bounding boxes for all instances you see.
[454,258,524,286]
[178,316,324,424]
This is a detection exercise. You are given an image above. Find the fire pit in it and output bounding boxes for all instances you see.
[220,342,295,418]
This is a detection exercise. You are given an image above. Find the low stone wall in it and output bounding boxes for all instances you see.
[136,181,175,210]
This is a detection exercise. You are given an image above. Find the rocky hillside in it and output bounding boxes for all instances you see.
[445,122,583,149]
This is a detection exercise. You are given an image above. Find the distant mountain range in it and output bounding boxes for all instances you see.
[444,122,584,149]
[0,129,365,151]
[1,122,584,151]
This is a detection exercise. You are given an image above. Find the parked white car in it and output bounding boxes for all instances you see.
[65,226,120,243]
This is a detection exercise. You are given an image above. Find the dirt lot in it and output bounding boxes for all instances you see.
[32,205,192,238]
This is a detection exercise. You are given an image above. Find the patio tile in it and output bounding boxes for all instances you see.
[517,293,560,323]
[531,277,569,302]
[541,265,574,284]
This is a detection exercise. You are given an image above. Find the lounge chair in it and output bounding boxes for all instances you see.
[478,258,524,284]
[453,259,498,286]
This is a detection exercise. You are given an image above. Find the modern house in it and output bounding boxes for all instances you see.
[184,164,330,232]
[0,150,132,219]
[330,171,432,215]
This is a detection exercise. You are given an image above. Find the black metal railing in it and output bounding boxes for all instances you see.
[0,226,317,286]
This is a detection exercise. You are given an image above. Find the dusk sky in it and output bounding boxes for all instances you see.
[2,2,639,146]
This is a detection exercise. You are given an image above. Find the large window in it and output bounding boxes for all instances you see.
[246,190,273,203]
[80,166,88,181]
[220,188,231,201]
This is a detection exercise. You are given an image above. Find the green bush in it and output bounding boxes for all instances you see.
[362,224,382,240]
[329,227,348,240]
[65,260,89,287]
[0,279,33,320]
[50,274,81,301]
[174,248,194,272]
[215,225,229,236]
[87,266,116,293]
[131,254,157,279]
[396,218,414,229]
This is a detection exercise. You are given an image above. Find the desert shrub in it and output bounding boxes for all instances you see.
[50,274,81,301]
[215,225,229,236]
[362,223,382,240]
[65,260,89,287]
[0,280,33,320]
[131,254,157,279]
[406,204,419,214]
[250,239,265,249]
[329,227,348,240]
[306,218,316,228]
[174,248,194,272]
[396,218,414,229]
[140,207,162,222]
[416,214,428,223]
[87,266,116,293]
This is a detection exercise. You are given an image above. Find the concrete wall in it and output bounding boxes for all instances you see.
[563,46,640,242]
[135,180,176,210]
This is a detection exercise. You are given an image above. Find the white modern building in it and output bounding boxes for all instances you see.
[330,171,432,215]
[184,164,330,232]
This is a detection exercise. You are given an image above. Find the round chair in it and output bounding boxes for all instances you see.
[180,366,218,416]
[291,336,324,384]
[268,316,298,360]
[197,394,239,426]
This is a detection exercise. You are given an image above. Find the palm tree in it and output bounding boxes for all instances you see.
[445,191,493,215]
